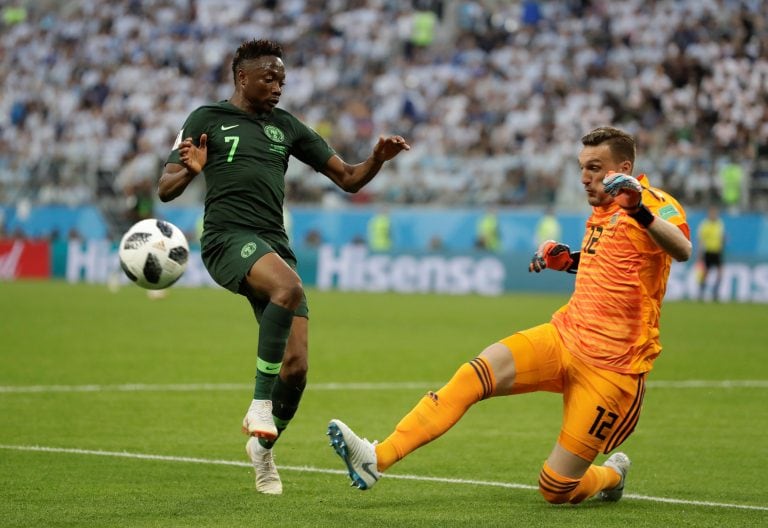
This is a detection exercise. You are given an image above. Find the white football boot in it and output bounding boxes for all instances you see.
[245,437,282,495]
[327,419,380,490]
[242,399,278,440]
[598,452,631,502]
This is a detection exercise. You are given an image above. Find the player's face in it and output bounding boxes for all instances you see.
[238,56,285,114]
[578,144,631,207]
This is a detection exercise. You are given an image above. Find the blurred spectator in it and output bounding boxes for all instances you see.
[303,229,323,249]
[718,155,745,213]
[697,205,726,302]
[0,0,767,211]
[534,205,562,247]
[367,208,392,252]
[2,5,26,25]
[405,5,438,59]
[127,179,155,223]
[428,234,444,252]
[475,207,500,252]
[114,138,160,223]
[752,130,768,209]
[67,228,82,241]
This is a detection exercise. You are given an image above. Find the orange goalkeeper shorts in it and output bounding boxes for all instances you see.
[499,323,646,461]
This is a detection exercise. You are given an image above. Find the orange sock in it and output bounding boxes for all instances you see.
[538,462,579,504]
[375,357,494,471]
[539,462,620,504]
[569,464,621,504]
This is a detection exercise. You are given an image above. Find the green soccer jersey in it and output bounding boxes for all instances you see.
[167,101,335,244]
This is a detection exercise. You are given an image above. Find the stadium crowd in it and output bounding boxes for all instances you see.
[1,0,767,214]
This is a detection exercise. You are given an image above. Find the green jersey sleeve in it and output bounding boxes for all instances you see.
[288,120,336,172]
[165,108,210,165]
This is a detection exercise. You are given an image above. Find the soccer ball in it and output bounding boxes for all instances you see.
[118,219,189,290]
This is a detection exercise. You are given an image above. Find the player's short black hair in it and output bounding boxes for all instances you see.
[232,39,283,82]
[581,126,636,166]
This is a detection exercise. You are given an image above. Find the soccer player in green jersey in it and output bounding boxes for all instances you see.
[158,39,410,494]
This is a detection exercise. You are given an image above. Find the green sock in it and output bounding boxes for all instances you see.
[259,377,306,449]
[253,302,294,400]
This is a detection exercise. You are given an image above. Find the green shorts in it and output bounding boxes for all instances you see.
[201,230,309,320]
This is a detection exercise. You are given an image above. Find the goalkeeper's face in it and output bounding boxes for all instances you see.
[578,144,632,207]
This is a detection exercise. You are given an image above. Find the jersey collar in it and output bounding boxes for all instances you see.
[221,100,272,120]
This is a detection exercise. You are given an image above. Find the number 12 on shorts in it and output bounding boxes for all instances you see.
[589,405,618,440]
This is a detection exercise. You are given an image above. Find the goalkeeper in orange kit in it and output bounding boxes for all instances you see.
[326,126,693,504]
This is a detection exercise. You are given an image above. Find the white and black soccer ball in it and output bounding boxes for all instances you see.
[118,219,189,290]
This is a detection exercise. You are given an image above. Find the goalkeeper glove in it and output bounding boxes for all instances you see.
[602,172,654,228]
[529,240,574,273]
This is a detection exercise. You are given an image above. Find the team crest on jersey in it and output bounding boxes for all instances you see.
[241,242,257,258]
[263,125,285,143]
[609,213,620,226]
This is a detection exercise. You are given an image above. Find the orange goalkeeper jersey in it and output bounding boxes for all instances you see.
[551,174,689,374]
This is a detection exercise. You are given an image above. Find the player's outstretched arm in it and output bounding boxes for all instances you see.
[323,135,410,193]
[158,135,208,202]
[529,240,579,273]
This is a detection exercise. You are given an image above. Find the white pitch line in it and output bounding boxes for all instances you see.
[646,380,768,389]
[0,383,250,394]
[0,382,428,394]
[1,444,766,512]
[0,380,767,394]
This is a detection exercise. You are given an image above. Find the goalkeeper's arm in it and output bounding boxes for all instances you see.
[529,240,580,274]
[602,172,692,262]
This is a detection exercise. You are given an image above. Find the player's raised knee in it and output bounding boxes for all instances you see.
[272,280,304,309]
[285,281,304,304]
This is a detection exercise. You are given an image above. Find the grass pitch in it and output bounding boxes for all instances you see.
[1,281,767,527]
